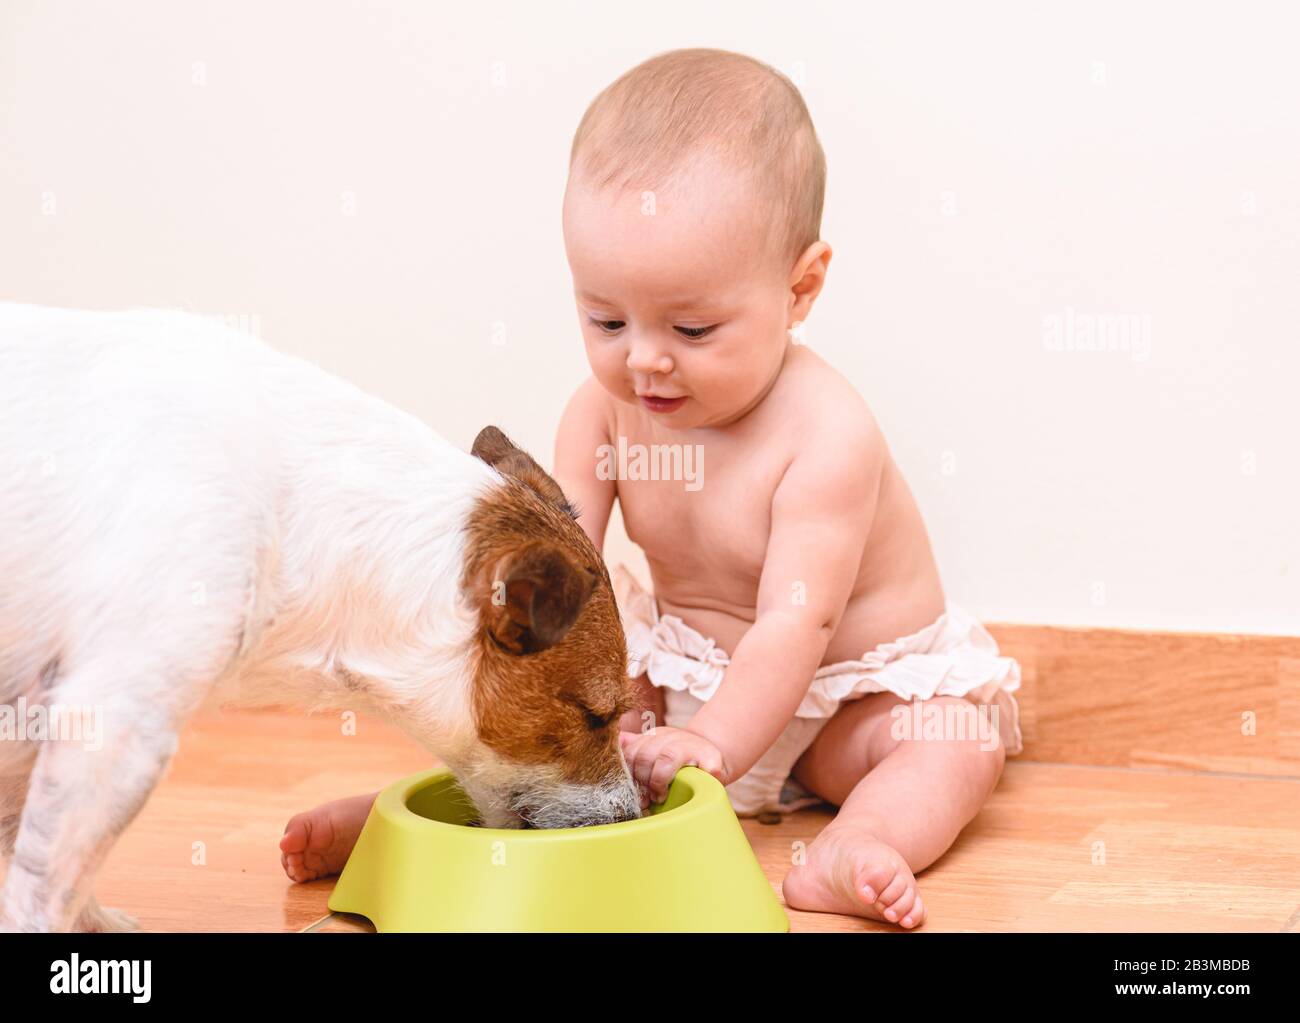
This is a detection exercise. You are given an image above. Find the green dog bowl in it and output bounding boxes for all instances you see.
[327,766,788,932]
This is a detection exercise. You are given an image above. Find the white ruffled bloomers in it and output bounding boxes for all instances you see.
[614,564,1023,758]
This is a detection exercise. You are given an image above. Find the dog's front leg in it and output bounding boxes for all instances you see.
[0,771,31,859]
[0,704,179,933]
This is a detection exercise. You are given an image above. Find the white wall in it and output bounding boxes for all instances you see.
[2,1,1296,635]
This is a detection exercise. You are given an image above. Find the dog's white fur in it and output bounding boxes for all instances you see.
[0,304,637,932]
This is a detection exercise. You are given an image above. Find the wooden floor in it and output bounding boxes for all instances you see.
[4,704,1296,933]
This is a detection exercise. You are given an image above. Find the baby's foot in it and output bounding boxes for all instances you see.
[782,824,927,928]
[279,792,377,883]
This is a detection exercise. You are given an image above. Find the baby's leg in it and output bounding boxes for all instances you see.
[783,693,1006,928]
[280,792,378,883]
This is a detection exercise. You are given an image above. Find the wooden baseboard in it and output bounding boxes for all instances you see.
[986,623,1300,777]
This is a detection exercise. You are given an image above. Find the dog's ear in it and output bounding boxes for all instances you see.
[472,426,572,512]
[481,541,598,655]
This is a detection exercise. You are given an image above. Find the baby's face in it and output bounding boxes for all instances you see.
[563,160,793,428]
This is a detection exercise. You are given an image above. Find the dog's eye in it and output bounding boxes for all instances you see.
[573,700,616,729]
[565,693,623,730]
[582,706,617,730]
[594,698,635,730]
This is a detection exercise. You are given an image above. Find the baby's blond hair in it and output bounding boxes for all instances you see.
[568,48,826,271]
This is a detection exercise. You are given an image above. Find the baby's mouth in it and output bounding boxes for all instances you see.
[637,394,687,414]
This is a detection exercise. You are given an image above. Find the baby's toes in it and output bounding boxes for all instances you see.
[873,870,913,921]
[854,858,901,908]
[281,850,309,883]
[280,810,335,882]
[899,894,926,929]
[883,883,925,930]
[279,812,311,855]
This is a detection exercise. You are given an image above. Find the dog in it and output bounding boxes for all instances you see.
[0,303,641,932]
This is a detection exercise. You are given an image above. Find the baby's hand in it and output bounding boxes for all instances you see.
[619,727,728,806]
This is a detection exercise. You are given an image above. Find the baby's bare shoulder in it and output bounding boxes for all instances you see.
[773,347,884,461]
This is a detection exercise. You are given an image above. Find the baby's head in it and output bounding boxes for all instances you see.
[563,48,830,427]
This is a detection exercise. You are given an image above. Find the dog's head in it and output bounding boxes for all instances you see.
[451,426,640,829]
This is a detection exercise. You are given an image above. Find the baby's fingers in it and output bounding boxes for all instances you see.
[648,749,685,804]
[692,746,726,784]
[624,735,662,794]
[617,735,653,809]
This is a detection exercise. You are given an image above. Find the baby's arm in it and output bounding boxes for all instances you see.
[663,429,882,792]
[553,376,616,550]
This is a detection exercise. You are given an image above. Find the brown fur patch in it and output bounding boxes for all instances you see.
[464,428,631,785]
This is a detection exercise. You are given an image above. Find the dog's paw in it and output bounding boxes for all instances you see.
[76,901,140,933]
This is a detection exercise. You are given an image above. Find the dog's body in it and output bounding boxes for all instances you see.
[0,303,639,932]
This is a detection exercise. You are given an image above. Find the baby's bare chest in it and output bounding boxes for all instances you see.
[613,440,784,580]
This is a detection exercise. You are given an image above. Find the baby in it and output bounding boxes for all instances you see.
[281,48,1023,929]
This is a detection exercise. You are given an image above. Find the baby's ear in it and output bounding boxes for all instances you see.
[472,425,570,509]
[479,541,598,655]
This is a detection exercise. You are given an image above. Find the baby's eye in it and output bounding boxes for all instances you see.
[590,317,625,334]
[674,325,716,340]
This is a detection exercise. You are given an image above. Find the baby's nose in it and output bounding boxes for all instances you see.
[626,336,673,375]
